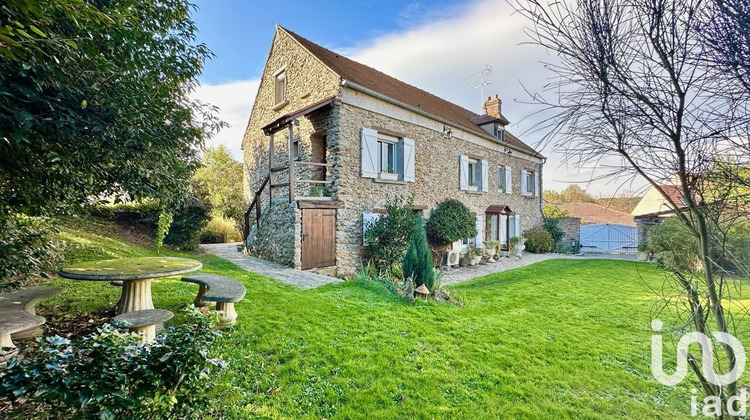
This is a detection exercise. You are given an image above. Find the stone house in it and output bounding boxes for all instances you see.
[241,26,545,276]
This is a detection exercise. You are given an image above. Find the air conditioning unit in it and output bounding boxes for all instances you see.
[444,250,460,267]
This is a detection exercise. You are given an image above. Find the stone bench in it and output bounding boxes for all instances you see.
[113,309,173,344]
[181,274,246,326]
[0,312,46,362]
[0,286,64,340]
[0,286,64,362]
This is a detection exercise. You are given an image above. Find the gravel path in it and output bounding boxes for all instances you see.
[200,243,343,290]
[441,253,638,285]
[202,243,637,288]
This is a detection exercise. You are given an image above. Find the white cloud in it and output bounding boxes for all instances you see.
[192,79,260,160]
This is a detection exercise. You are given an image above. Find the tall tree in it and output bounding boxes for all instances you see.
[702,0,750,94]
[514,0,750,413]
[0,0,223,218]
[192,145,245,224]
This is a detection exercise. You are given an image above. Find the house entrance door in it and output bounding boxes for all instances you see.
[301,208,336,269]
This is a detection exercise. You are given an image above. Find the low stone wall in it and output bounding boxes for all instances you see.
[552,217,581,247]
[246,198,297,266]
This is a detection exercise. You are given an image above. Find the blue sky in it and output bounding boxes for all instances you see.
[192,0,470,84]
[190,0,645,196]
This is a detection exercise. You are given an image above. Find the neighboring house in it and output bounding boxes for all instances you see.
[241,26,545,276]
[557,202,637,226]
[631,184,688,222]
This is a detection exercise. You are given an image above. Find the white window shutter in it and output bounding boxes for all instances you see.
[505,166,512,195]
[459,155,469,191]
[402,138,415,182]
[533,172,539,196]
[362,212,381,245]
[520,169,528,195]
[360,127,378,179]
[500,214,508,245]
[475,215,483,248]
[515,216,521,239]
[480,160,489,192]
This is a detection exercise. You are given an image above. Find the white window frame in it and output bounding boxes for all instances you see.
[467,158,480,191]
[377,134,399,179]
[498,165,512,194]
[462,214,484,250]
[274,67,287,105]
[521,169,539,197]
[360,128,415,183]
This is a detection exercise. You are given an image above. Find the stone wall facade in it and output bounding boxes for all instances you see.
[552,217,581,248]
[242,28,341,208]
[333,92,544,275]
[242,27,546,276]
[246,198,296,266]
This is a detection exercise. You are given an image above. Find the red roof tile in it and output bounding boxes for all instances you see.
[556,203,636,226]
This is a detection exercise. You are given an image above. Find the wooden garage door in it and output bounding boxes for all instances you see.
[301,208,336,269]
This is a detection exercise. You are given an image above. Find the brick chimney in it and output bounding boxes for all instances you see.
[483,94,502,118]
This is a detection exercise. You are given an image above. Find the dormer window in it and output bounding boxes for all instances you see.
[274,68,287,104]
[494,125,505,142]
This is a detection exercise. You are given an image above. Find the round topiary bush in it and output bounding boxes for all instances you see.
[524,227,553,253]
[425,199,476,246]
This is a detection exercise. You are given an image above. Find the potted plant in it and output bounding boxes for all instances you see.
[637,244,650,261]
[472,248,483,265]
[509,236,524,257]
[468,180,478,192]
[484,240,499,259]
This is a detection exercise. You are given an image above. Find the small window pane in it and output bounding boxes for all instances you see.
[275,71,286,103]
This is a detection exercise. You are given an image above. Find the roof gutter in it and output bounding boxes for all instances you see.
[341,79,541,160]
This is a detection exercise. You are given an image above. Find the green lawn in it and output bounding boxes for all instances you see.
[41,219,707,419]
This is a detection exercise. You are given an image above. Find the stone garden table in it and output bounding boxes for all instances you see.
[59,257,202,314]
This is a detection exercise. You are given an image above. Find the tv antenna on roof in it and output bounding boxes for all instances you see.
[465,64,492,112]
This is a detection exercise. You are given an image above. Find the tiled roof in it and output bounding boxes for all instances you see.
[661,185,688,208]
[556,202,637,226]
[282,27,542,158]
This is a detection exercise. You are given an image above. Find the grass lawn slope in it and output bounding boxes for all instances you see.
[40,218,702,419]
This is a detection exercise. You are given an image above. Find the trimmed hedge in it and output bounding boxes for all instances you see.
[524,227,553,253]
[425,199,476,246]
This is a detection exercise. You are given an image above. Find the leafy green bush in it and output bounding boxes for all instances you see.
[543,218,565,246]
[524,227,553,253]
[0,307,225,419]
[201,215,243,243]
[156,212,174,253]
[649,218,701,273]
[425,199,476,246]
[726,221,750,275]
[0,215,63,290]
[403,214,435,292]
[365,195,417,273]
[165,183,212,250]
[543,204,572,218]
[89,200,163,234]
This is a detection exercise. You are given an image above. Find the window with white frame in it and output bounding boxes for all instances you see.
[467,159,480,189]
[462,214,483,249]
[520,169,539,197]
[494,125,505,142]
[378,135,398,175]
[274,69,287,104]
[459,155,488,192]
[360,127,415,182]
[497,165,511,194]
